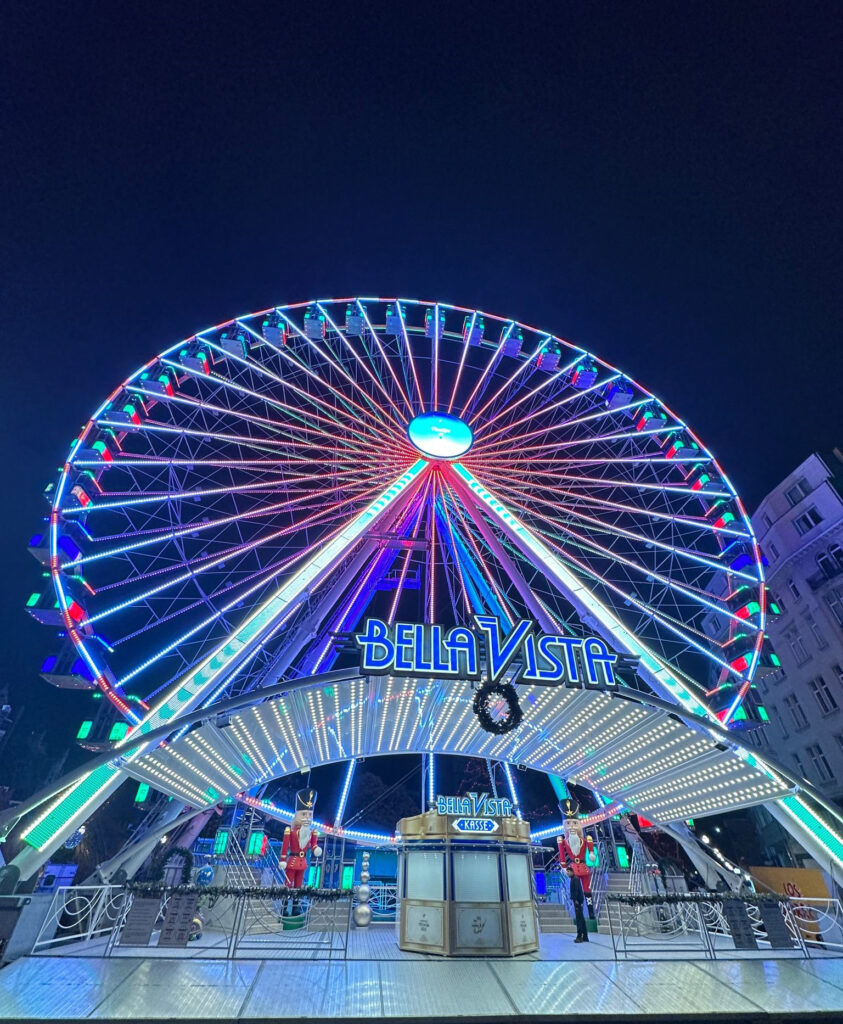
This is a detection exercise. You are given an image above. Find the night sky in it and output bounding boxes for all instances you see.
[2,2,841,776]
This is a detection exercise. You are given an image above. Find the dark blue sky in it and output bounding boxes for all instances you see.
[2,1,841,766]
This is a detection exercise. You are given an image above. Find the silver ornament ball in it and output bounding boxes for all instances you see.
[356,883,371,902]
[360,870,370,883]
[353,903,372,927]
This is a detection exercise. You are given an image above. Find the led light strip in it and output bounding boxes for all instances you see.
[20,461,428,853]
[450,461,843,872]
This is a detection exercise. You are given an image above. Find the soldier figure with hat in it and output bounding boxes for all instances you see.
[280,788,323,891]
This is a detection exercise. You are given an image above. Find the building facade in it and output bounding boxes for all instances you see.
[750,450,843,806]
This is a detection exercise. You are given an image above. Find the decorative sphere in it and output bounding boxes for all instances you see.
[356,884,371,902]
[360,870,370,883]
[196,866,215,887]
[353,903,372,927]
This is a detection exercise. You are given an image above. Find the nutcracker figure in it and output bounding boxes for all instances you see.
[280,788,322,889]
[557,797,597,918]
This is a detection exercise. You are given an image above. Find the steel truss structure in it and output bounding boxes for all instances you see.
[14,298,843,882]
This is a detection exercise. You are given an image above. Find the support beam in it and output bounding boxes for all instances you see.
[449,462,843,888]
[11,461,429,878]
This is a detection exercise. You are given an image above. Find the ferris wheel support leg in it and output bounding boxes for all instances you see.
[766,797,843,889]
[449,463,843,883]
[10,460,430,880]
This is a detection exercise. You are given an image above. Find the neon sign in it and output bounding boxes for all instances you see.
[435,793,512,817]
[354,615,618,689]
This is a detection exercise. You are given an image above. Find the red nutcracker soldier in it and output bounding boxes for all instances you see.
[557,797,596,912]
[280,788,323,888]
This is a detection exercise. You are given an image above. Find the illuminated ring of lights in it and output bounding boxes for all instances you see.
[472,682,523,734]
[34,296,769,840]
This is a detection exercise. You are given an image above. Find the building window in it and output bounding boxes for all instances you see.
[830,544,843,570]
[836,735,843,757]
[793,506,823,536]
[763,513,773,528]
[809,675,838,715]
[768,541,780,561]
[807,616,829,650]
[806,743,833,783]
[775,592,787,615]
[786,628,810,666]
[785,479,811,506]
[826,587,843,627]
[788,579,801,601]
[793,752,807,777]
[769,704,787,738]
[834,664,843,688]
[784,693,809,730]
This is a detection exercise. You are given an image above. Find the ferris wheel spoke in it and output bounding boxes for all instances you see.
[487,475,750,598]
[65,462,396,516]
[434,480,473,618]
[394,301,426,413]
[465,337,553,426]
[451,463,750,702]
[474,417,682,459]
[201,336,401,449]
[63,478,388,570]
[445,310,473,414]
[270,312,407,434]
[475,380,637,447]
[439,477,515,622]
[162,350,401,452]
[316,303,410,425]
[356,301,416,418]
[485,486,748,663]
[460,321,513,420]
[465,465,732,500]
[472,357,603,440]
[476,464,754,554]
[234,318,402,441]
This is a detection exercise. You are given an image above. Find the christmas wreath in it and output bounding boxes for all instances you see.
[473,681,523,734]
[148,845,194,886]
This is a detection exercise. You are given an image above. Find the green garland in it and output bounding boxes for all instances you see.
[148,845,194,886]
[607,892,786,907]
[124,882,344,901]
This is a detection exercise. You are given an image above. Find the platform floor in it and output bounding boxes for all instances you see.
[2,951,843,1021]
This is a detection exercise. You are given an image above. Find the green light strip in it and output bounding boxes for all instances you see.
[453,462,843,871]
[779,795,843,866]
[21,460,428,852]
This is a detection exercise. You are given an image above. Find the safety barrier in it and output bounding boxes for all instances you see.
[606,891,843,960]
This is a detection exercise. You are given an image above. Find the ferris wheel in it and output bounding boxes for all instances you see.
[30,297,773,837]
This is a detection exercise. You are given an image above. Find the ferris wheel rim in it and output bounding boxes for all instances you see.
[45,296,768,743]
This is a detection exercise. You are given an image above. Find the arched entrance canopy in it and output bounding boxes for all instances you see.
[121,672,790,824]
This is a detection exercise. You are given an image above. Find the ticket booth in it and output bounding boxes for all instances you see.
[396,799,538,956]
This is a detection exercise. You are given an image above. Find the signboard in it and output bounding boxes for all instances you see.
[749,865,831,942]
[720,899,758,950]
[435,793,512,817]
[758,899,795,949]
[453,818,499,834]
[355,615,617,688]
[157,892,200,948]
[120,896,161,947]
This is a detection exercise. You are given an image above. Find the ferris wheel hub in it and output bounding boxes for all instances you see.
[407,412,473,459]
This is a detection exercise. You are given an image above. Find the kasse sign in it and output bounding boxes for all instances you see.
[354,614,618,689]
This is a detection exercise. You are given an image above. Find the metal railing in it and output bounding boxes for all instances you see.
[31,884,352,960]
[32,885,125,953]
[605,892,843,961]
